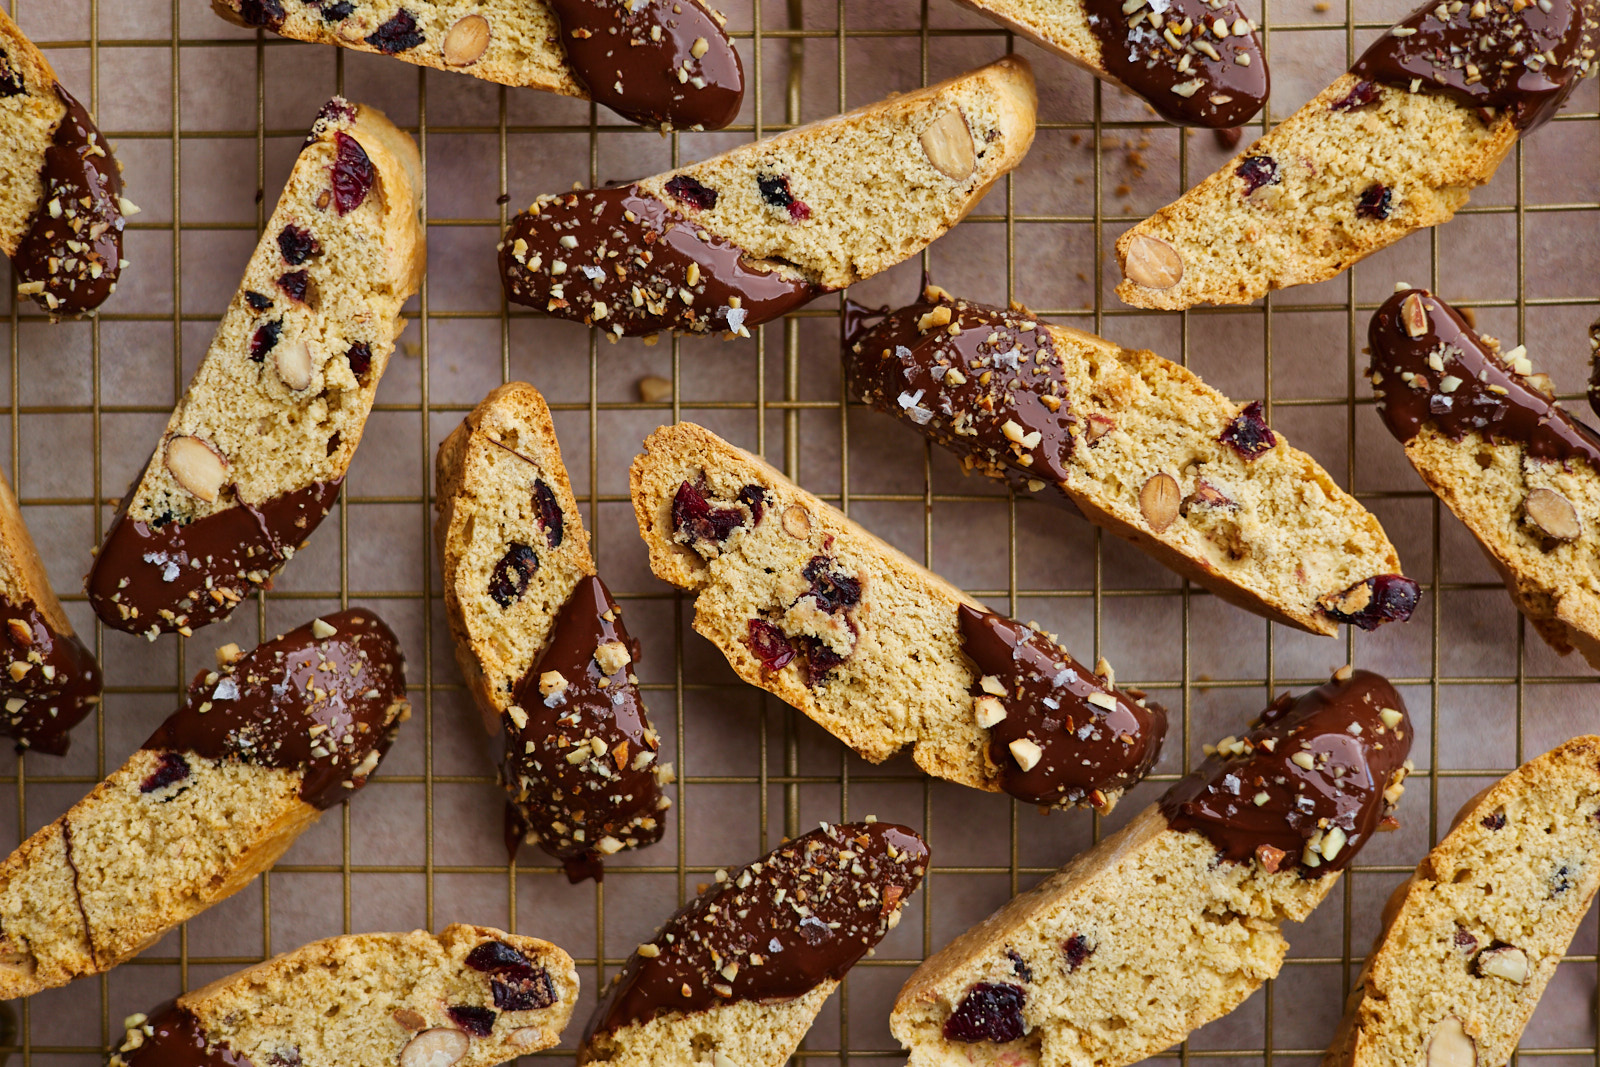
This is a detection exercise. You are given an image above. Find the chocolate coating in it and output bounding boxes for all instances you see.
[112,1004,252,1067]
[1160,670,1413,876]
[1084,0,1268,127]
[0,596,101,756]
[548,0,743,130]
[1370,288,1600,472]
[504,575,669,883]
[1350,0,1599,132]
[583,821,927,1039]
[500,185,822,337]
[13,85,125,315]
[87,480,342,635]
[142,608,407,810]
[958,606,1166,808]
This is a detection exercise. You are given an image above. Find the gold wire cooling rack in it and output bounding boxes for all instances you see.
[5,0,1600,1062]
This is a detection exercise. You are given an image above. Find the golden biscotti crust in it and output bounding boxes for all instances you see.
[0,468,76,637]
[0,7,66,256]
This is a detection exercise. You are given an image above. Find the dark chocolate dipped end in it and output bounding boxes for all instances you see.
[0,597,102,756]
[1084,0,1269,127]
[110,1004,251,1067]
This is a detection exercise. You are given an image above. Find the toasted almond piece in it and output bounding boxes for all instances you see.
[1122,234,1184,290]
[5,620,31,647]
[392,1008,427,1031]
[399,1029,471,1067]
[1475,944,1530,983]
[638,375,673,403]
[511,1027,546,1049]
[1139,473,1181,532]
[1401,292,1429,338]
[164,436,228,503]
[594,639,632,675]
[1008,737,1042,771]
[920,108,976,181]
[1524,487,1581,542]
[215,642,243,667]
[974,694,1007,729]
[442,14,491,66]
[1427,1017,1476,1067]
[781,504,812,540]
[275,338,313,391]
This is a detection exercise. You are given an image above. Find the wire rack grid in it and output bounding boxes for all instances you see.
[3,0,1600,1064]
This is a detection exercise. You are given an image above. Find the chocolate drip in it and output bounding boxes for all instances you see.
[59,819,98,966]
[0,596,101,756]
[584,821,927,1038]
[500,185,822,337]
[547,0,744,130]
[504,575,668,882]
[1370,288,1600,472]
[1083,0,1268,127]
[958,606,1167,808]
[1160,670,1413,875]
[1588,318,1600,422]
[13,85,126,315]
[141,608,407,810]
[112,1004,254,1067]
[87,480,342,635]
[1349,0,1599,132]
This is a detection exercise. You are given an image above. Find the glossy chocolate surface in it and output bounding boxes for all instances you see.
[1084,0,1268,127]
[142,608,406,810]
[584,821,927,1038]
[13,85,125,315]
[0,596,101,756]
[504,575,668,882]
[548,0,743,130]
[500,186,822,337]
[1160,670,1412,875]
[112,1004,253,1067]
[88,480,342,635]
[1350,0,1599,132]
[1370,288,1600,472]
[959,606,1166,808]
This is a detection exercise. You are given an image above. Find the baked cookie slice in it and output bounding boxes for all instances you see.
[435,382,670,881]
[0,7,130,315]
[112,925,577,1067]
[847,286,1418,635]
[500,57,1036,338]
[1323,735,1600,1067]
[1369,287,1600,667]
[213,0,743,131]
[629,422,1167,813]
[0,609,408,998]
[580,820,927,1067]
[892,668,1415,1067]
[1114,0,1598,309]
[85,98,423,637]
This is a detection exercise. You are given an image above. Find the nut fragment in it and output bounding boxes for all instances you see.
[399,1029,471,1067]
[638,375,673,403]
[1122,234,1184,290]
[1401,292,1429,338]
[164,436,228,503]
[781,504,812,540]
[1008,737,1042,771]
[5,620,30,647]
[594,640,631,675]
[1139,473,1181,533]
[1427,1016,1476,1067]
[510,1028,546,1049]
[442,14,491,66]
[974,695,1007,729]
[1524,488,1581,542]
[275,338,313,391]
[1474,943,1530,984]
[392,1008,427,1031]
[920,108,976,181]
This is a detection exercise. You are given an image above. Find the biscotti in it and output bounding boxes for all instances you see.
[1113,0,1597,309]
[943,0,1265,127]
[212,0,743,130]
[85,98,423,637]
[846,286,1419,635]
[112,925,577,1067]
[1368,287,1600,668]
[0,467,101,755]
[0,609,408,998]
[434,382,670,881]
[580,820,927,1067]
[629,422,1166,812]
[1323,735,1600,1067]
[499,57,1037,338]
[0,6,130,315]
[892,669,1415,1067]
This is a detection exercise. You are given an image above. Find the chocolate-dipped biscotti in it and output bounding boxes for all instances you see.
[1323,735,1600,1067]
[212,0,743,131]
[1369,288,1600,667]
[112,925,577,1067]
[86,98,423,637]
[435,383,670,881]
[0,609,408,998]
[580,820,928,1067]
[630,422,1167,813]
[499,57,1036,338]
[892,669,1415,1067]
[847,287,1419,635]
[0,7,131,316]
[1114,0,1598,309]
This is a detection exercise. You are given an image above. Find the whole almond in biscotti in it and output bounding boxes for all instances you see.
[84,97,423,638]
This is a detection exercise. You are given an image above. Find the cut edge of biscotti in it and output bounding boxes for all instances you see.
[1114,74,1517,309]
[581,982,836,1067]
[0,7,67,257]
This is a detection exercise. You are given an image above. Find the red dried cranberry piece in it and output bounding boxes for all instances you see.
[747,619,796,671]
[315,97,357,127]
[140,752,191,794]
[277,270,311,304]
[943,982,1027,1043]
[1481,810,1507,830]
[244,290,273,311]
[237,0,286,27]
[446,1005,496,1037]
[1005,948,1033,982]
[345,341,372,382]
[1331,80,1381,112]
[801,637,848,687]
[492,969,556,1011]
[1219,401,1277,460]
[534,480,564,548]
[757,174,811,221]
[250,319,283,362]
[0,51,23,98]
[330,131,375,215]
[365,8,425,53]
[315,0,354,19]
[671,481,748,545]
[466,940,530,972]
[1235,155,1279,196]
[276,224,321,265]
[488,542,538,608]
[1063,934,1093,971]
[737,484,768,526]
[1322,574,1419,630]
[1356,184,1393,220]
[801,555,861,613]
[665,174,718,211]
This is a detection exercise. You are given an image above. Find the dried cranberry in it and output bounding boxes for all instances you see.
[534,480,563,548]
[1219,401,1277,460]
[315,98,356,127]
[1063,934,1093,971]
[1481,810,1507,831]
[801,556,861,613]
[1321,574,1419,630]
[665,174,718,211]
[1235,156,1279,196]
[446,1005,496,1037]
[492,969,556,1011]
[330,131,376,215]
[757,174,811,221]
[244,290,273,311]
[277,225,320,265]
[1330,80,1381,112]
[237,0,286,27]
[943,982,1027,1044]
[140,752,191,794]
[671,481,748,545]
[737,484,768,526]
[316,0,354,18]
[0,53,24,98]
[277,270,311,304]
[365,8,424,53]
[250,319,283,362]
[467,940,530,972]
[1356,184,1392,220]
[747,619,795,671]
[488,542,538,608]
[325,432,341,456]
[1006,948,1033,982]
[801,638,848,687]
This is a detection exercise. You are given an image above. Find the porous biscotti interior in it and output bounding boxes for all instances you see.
[0,466,76,635]
[583,982,834,1067]
[945,0,1101,72]
[172,925,577,1066]
[1116,76,1513,309]
[634,57,1036,291]
[123,103,421,528]
[1326,736,1600,1067]
[0,10,66,255]
[893,805,1335,1067]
